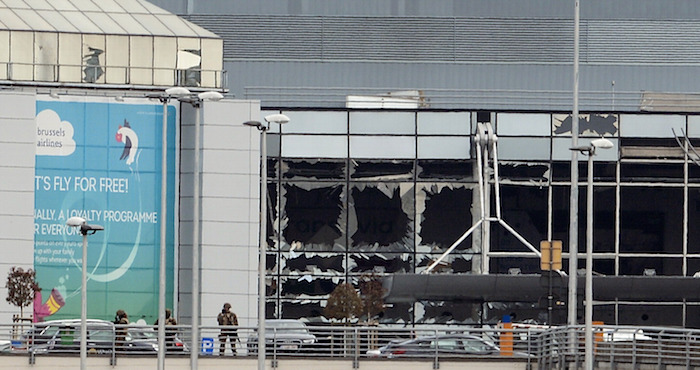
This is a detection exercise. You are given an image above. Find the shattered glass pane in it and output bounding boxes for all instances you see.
[498,162,549,182]
[350,160,414,180]
[348,183,414,252]
[415,301,482,324]
[281,300,325,320]
[379,302,413,324]
[552,113,619,136]
[281,252,346,274]
[280,276,338,298]
[620,187,682,254]
[415,254,474,274]
[621,162,684,182]
[689,189,700,254]
[417,184,473,253]
[490,185,547,253]
[348,253,413,274]
[417,160,473,180]
[281,183,345,251]
[282,159,346,180]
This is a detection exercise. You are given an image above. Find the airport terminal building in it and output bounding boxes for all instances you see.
[3,0,700,329]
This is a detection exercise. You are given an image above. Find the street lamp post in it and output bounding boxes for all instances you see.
[65,216,103,370]
[178,91,224,370]
[244,114,290,370]
[570,137,614,370]
[149,86,191,370]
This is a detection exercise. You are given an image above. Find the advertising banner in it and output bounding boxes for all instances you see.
[33,97,176,323]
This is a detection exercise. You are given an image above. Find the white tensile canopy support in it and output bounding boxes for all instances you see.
[423,122,541,274]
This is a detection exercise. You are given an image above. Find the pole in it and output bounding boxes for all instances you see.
[568,0,581,340]
[80,232,87,370]
[584,150,594,370]
[258,125,268,370]
[191,99,202,369]
[158,98,168,370]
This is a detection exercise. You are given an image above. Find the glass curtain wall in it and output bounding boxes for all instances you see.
[260,109,700,327]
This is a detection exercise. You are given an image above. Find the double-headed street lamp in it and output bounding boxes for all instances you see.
[177,90,224,370]
[65,216,103,370]
[570,137,614,370]
[244,113,290,370]
[148,86,191,370]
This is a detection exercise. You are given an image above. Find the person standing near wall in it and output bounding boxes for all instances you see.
[217,303,238,355]
[114,309,129,347]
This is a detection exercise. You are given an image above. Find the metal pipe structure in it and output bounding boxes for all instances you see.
[65,216,103,370]
[244,114,290,370]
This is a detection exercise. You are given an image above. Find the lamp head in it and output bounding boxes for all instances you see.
[66,216,86,227]
[591,137,614,149]
[264,114,290,125]
[243,120,263,128]
[165,86,191,97]
[198,91,224,101]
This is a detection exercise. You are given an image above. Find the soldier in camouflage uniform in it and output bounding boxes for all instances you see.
[217,303,238,355]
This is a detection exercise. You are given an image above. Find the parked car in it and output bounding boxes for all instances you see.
[366,334,526,358]
[247,319,317,354]
[11,319,187,354]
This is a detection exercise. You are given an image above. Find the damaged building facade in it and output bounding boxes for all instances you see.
[147,0,700,328]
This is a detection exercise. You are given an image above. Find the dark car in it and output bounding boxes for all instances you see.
[366,334,511,358]
[247,319,317,354]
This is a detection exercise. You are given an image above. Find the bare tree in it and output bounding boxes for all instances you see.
[324,282,362,324]
[359,274,386,323]
[5,267,39,318]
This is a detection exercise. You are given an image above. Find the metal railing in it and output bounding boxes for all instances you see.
[4,321,700,368]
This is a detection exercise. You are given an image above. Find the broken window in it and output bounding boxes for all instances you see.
[416,254,474,274]
[348,253,412,274]
[349,183,413,252]
[282,159,346,180]
[282,253,345,274]
[620,187,683,254]
[281,277,338,298]
[281,183,344,250]
[416,301,482,324]
[417,160,473,180]
[620,162,684,182]
[417,184,473,252]
[552,113,619,136]
[281,301,324,320]
[490,185,547,253]
[498,162,549,181]
[350,160,414,180]
[688,189,700,254]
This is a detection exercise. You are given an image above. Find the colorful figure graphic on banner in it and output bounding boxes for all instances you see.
[116,119,139,165]
[33,288,65,322]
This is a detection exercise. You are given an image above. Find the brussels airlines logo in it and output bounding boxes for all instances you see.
[36,109,76,156]
[115,119,139,165]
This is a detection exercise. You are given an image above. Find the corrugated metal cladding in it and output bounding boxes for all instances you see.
[185,15,700,65]
[153,0,700,20]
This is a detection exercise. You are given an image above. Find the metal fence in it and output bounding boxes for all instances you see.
[4,322,700,368]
